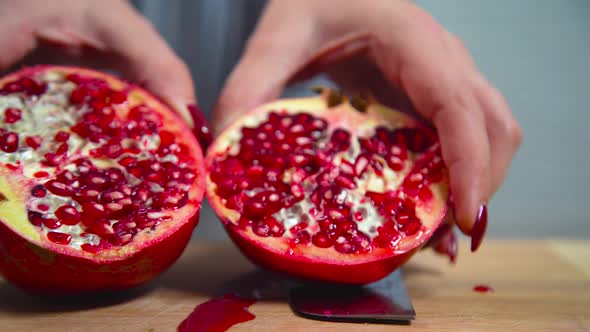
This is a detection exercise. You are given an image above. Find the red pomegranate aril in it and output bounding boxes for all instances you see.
[44,180,73,196]
[31,185,47,198]
[386,155,405,171]
[37,204,50,211]
[34,171,50,178]
[354,153,370,177]
[47,232,72,245]
[0,131,19,152]
[3,108,22,124]
[55,143,68,156]
[330,129,350,151]
[252,222,271,237]
[54,131,70,142]
[70,86,88,104]
[418,186,433,201]
[295,230,311,244]
[43,152,65,167]
[82,202,107,219]
[55,205,81,225]
[25,136,42,149]
[402,221,422,236]
[80,243,100,253]
[312,232,332,248]
[335,175,356,190]
[370,159,384,176]
[109,90,127,104]
[353,211,364,222]
[43,218,61,229]
[27,211,45,226]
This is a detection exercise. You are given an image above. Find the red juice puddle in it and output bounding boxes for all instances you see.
[178,294,256,332]
[473,284,494,293]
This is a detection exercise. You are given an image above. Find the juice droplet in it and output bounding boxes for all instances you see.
[178,294,256,332]
[473,284,494,293]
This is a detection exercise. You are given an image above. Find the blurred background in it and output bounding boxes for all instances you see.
[132,0,590,240]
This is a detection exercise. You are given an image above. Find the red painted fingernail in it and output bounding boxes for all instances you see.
[187,104,213,151]
[470,204,488,252]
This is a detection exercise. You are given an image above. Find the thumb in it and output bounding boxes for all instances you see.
[213,5,317,134]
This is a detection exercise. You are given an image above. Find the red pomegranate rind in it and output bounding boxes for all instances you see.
[0,66,205,292]
[205,91,449,284]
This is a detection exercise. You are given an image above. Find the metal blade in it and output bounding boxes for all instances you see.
[289,270,415,324]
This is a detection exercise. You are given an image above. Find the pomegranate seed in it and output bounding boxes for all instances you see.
[109,90,127,104]
[25,136,42,149]
[3,108,22,124]
[27,211,45,226]
[418,186,433,201]
[81,243,100,253]
[354,153,370,177]
[387,155,404,171]
[312,233,332,248]
[159,130,175,147]
[47,232,72,245]
[330,128,350,151]
[44,180,73,196]
[43,218,61,229]
[70,86,88,103]
[82,202,107,219]
[295,230,311,244]
[37,204,50,211]
[353,211,364,222]
[336,175,356,189]
[402,221,422,235]
[55,205,81,225]
[34,171,50,178]
[31,185,47,198]
[54,131,70,142]
[0,131,19,152]
[253,222,270,237]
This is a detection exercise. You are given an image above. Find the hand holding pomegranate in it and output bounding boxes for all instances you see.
[215,0,522,251]
[0,0,207,132]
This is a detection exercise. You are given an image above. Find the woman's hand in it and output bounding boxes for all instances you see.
[0,0,200,130]
[215,0,522,250]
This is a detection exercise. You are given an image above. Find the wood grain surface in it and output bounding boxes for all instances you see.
[1,240,589,331]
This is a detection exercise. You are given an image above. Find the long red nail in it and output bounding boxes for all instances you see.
[470,204,488,252]
[187,104,213,151]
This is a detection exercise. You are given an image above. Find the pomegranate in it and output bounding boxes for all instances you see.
[205,89,449,284]
[0,66,205,293]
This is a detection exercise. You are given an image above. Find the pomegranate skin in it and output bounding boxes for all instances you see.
[0,65,206,293]
[226,223,418,284]
[206,91,449,285]
[0,211,198,293]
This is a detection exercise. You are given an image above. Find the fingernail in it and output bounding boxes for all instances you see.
[187,103,213,151]
[470,204,488,252]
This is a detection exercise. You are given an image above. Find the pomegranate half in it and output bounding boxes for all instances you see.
[0,66,205,293]
[206,90,449,284]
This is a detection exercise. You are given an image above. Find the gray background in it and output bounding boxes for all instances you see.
[134,0,590,240]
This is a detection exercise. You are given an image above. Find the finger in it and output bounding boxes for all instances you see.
[443,31,520,200]
[372,7,492,235]
[0,20,36,71]
[445,33,522,196]
[474,77,522,194]
[213,3,318,134]
[87,1,197,127]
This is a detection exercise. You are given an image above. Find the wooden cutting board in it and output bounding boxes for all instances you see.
[0,240,589,331]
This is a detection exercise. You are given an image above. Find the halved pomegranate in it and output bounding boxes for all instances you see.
[206,90,449,284]
[0,66,205,293]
